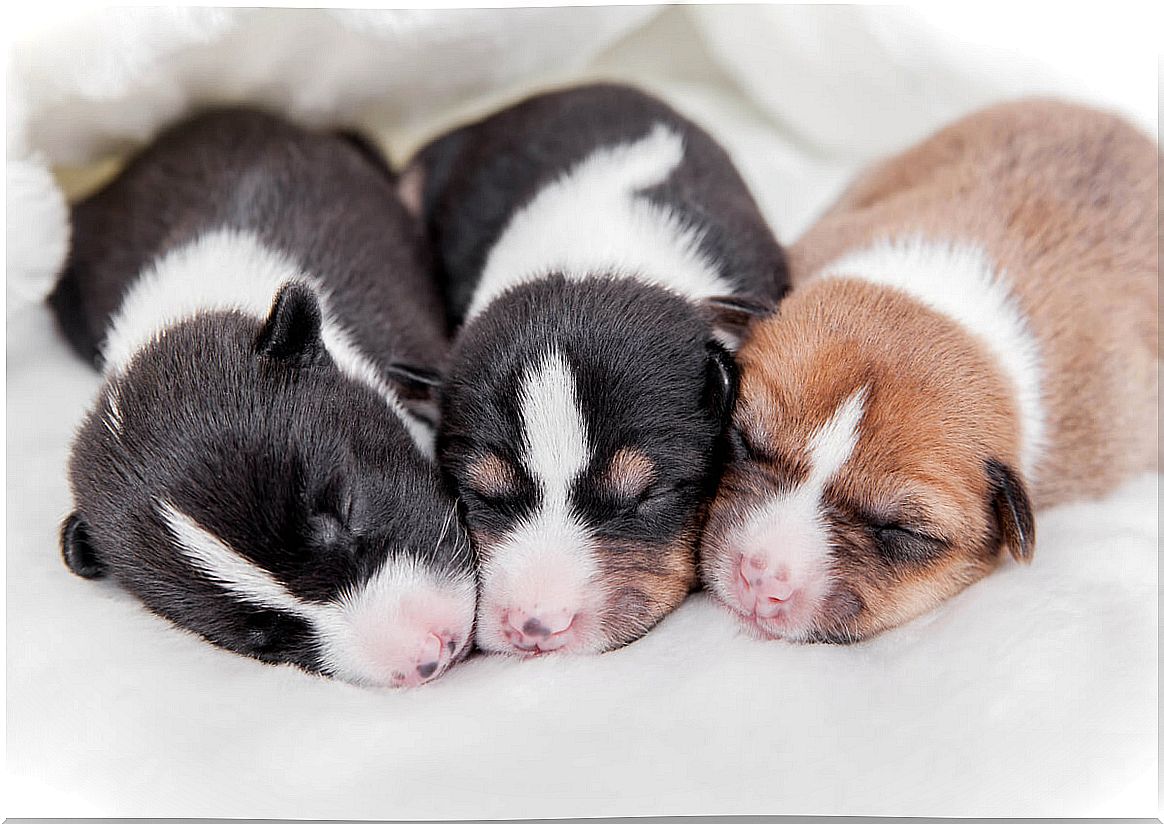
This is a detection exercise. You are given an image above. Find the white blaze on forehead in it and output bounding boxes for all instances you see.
[159,500,476,686]
[806,386,868,486]
[519,348,591,493]
[818,235,1044,482]
[101,229,434,457]
[466,123,734,321]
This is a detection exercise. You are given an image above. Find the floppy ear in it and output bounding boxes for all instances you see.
[701,294,776,351]
[702,340,740,426]
[256,282,325,367]
[60,511,106,579]
[386,362,443,428]
[986,459,1036,563]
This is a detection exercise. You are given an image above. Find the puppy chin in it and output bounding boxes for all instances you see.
[716,588,821,643]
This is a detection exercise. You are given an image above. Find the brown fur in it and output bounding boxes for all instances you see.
[704,99,1159,641]
[596,532,698,648]
[789,98,1159,507]
[466,453,519,500]
[603,446,656,501]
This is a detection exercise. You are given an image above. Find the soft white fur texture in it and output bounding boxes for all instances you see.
[5,5,1158,817]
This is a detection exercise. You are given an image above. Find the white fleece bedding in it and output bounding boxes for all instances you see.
[4,5,1159,817]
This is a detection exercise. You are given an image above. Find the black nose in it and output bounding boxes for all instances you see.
[416,661,438,679]
[521,617,551,638]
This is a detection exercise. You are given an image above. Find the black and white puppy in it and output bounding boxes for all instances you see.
[49,108,476,688]
[406,83,788,656]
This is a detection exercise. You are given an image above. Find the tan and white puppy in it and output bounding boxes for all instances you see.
[701,99,1159,643]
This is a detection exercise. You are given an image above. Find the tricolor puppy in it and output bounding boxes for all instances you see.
[406,83,788,655]
[701,99,1159,643]
[49,109,476,687]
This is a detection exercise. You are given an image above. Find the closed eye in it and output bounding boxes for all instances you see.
[617,481,662,514]
[311,473,355,543]
[729,424,803,479]
[869,521,948,563]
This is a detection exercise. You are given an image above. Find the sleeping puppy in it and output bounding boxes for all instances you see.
[699,99,1159,643]
[405,83,789,656]
[49,108,476,687]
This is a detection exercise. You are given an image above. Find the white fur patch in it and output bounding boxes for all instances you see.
[818,235,1045,482]
[159,500,476,687]
[806,386,867,484]
[160,500,316,618]
[747,384,868,545]
[101,229,434,457]
[465,123,734,320]
[519,348,591,497]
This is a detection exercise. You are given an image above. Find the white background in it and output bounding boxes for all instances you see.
[4,2,1160,817]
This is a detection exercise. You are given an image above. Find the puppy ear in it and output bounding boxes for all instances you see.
[986,459,1036,563]
[256,282,324,367]
[61,512,106,579]
[702,340,740,426]
[701,294,776,351]
[386,362,443,428]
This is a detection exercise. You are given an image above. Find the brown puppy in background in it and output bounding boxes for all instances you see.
[700,99,1159,643]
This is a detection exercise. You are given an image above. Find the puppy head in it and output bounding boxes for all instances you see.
[701,279,1035,643]
[439,277,742,656]
[63,284,476,687]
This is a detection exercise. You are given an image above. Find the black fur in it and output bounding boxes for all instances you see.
[412,82,789,327]
[441,277,733,546]
[414,84,788,649]
[987,458,1036,563]
[50,108,472,679]
[60,512,105,579]
[255,282,326,366]
[50,107,448,373]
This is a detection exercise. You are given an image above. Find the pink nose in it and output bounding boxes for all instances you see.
[392,632,453,688]
[734,557,796,619]
[502,608,578,654]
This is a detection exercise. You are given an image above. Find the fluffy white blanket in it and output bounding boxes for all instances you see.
[5,6,1158,817]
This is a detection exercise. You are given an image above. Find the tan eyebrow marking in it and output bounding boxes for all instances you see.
[467,453,519,499]
[604,447,655,500]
